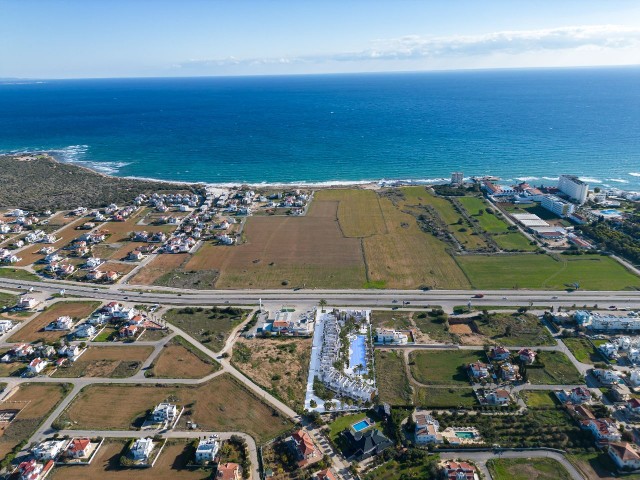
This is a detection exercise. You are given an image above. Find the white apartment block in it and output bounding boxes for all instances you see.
[558,175,589,204]
[541,195,575,218]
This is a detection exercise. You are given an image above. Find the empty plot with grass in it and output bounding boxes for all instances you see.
[474,312,555,346]
[457,253,640,290]
[493,232,537,251]
[9,301,101,343]
[521,390,558,408]
[526,351,583,385]
[375,350,412,405]
[150,336,220,379]
[562,338,604,364]
[409,349,483,385]
[51,346,153,378]
[413,386,477,408]
[316,189,387,237]
[458,196,509,233]
[488,457,572,480]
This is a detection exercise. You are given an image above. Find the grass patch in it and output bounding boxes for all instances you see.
[526,351,583,385]
[51,346,153,378]
[413,311,455,343]
[458,196,509,233]
[409,350,483,385]
[493,232,538,251]
[562,337,603,364]
[457,253,640,290]
[0,291,18,309]
[316,189,387,238]
[363,452,439,480]
[521,390,558,408]
[371,311,412,330]
[474,312,555,346]
[0,268,40,281]
[375,350,412,405]
[488,457,572,480]
[150,336,220,379]
[413,386,477,408]
[328,412,367,441]
[164,306,246,352]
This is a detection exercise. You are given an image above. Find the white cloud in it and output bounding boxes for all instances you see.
[176,24,640,72]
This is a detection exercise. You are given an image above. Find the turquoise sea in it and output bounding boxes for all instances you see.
[1,67,639,189]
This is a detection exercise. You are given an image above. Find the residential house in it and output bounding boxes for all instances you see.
[343,428,393,460]
[104,271,119,282]
[85,257,102,269]
[58,344,81,359]
[626,398,640,419]
[581,418,622,443]
[609,442,640,470]
[468,362,490,379]
[87,270,105,281]
[32,439,66,461]
[486,389,510,405]
[195,436,219,464]
[569,387,592,404]
[28,357,47,374]
[0,319,15,334]
[441,460,478,480]
[289,429,321,468]
[216,462,241,480]
[376,328,409,345]
[316,469,337,480]
[128,250,144,261]
[500,362,519,381]
[38,345,56,359]
[74,324,96,339]
[130,437,154,462]
[414,412,443,444]
[518,348,537,364]
[48,315,73,330]
[488,346,510,361]
[119,325,139,338]
[152,402,178,424]
[14,343,35,357]
[17,296,38,310]
[17,459,52,480]
[593,369,622,385]
[59,264,75,276]
[67,438,91,458]
[630,369,640,387]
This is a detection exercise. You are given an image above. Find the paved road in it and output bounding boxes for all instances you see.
[439,449,584,480]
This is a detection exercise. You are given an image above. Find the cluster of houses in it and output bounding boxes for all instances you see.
[316,309,377,404]
[210,187,310,217]
[24,230,57,244]
[573,310,640,332]
[467,346,536,387]
[1,341,83,376]
[143,192,199,212]
[0,248,21,264]
[599,336,640,364]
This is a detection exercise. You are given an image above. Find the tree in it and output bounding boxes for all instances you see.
[318,299,327,312]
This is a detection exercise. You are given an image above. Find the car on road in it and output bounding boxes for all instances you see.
[473,294,484,298]
[552,296,559,299]
[609,306,617,310]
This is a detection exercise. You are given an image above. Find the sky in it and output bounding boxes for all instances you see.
[1,0,640,78]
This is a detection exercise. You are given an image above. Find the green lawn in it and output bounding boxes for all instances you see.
[488,457,572,480]
[328,412,367,441]
[412,312,455,343]
[375,350,412,406]
[413,386,478,408]
[0,291,18,310]
[474,312,555,346]
[0,268,40,281]
[521,390,558,408]
[457,253,640,290]
[526,351,583,385]
[458,196,509,233]
[409,350,484,385]
[562,337,603,364]
[493,232,538,251]
[363,453,439,480]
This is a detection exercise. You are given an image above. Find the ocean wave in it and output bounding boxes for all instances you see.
[630,172,640,177]
[578,176,602,184]
[608,178,629,184]
[515,176,540,182]
[542,176,558,181]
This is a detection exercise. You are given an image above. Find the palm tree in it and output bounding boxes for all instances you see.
[318,299,327,313]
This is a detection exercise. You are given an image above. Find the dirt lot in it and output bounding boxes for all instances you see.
[184,200,367,289]
[60,374,292,443]
[97,261,136,276]
[50,440,210,480]
[449,324,473,335]
[151,338,219,379]
[8,300,102,343]
[0,383,68,458]
[232,337,311,411]
[129,254,190,285]
[51,346,153,378]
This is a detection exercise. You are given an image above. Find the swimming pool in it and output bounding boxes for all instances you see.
[349,334,368,373]
[455,431,476,439]
[600,209,622,216]
[352,419,370,432]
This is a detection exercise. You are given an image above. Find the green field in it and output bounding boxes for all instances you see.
[409,349,484,385]
[412,312,455,343]
[493,232,537,251]
[315,189,387,237]
[457,253,640,290]
[526,351,583,385]
[0,268,40,281]
[363,452,438,480]
[164,306,246,352]
[521,390,558,408]
[458,196,509,233]
[487,457,572,480]
[413,386,477,408]
[474,312,555,346]
[562,337,603,364]
[375,350,412,405]
[371,311,412,330]
[0,291,18,309]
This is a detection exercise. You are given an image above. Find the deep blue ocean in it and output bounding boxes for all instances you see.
[1,67,640,189]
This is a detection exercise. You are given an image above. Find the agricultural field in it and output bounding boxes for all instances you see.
[413,386,478,408]
[457,253,640,290]
[472,312,555,346]
[232,337,311,411]
[50,440,210,480]
[149,336,220,379]
[164,306,247,352]
[51,346,153,378]
[8,301,102,343]
[458,196,510,233]
[374,350,412,406]
[58,374,293,443]
[315,189,387,237]
[0,383,69,459]
[526,351,583,385]
[487,457,572,480]
[562,337,604,364]
[492,232,537,251]
[408,349,484,385]
[184,200,367,289]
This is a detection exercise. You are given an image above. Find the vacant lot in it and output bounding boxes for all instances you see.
[413,386,477,408]
[458,196,510,233]
[0,383,69,458]
[164,306,247,352]
[50,440,209,480]
[521,390,558,408]
[457,253,640,290]
[562,337,603,364]
[472,312,555,346]
[232,337,311,411]
[9,301,102,343]
[185,200,367,289]
[151,336,220,379]
[409,349,484,385]
[0,268,41,281]
[97,261,136,276]
[375,350,412,405]
[59,374,293,443]
[52,346,153,378]
[487,457,572,480]
[129,254,189,286]
[412,311,455,343]
[371,310,413,330]
[526,351,583,385]
[315,189,387,238]
[493,232,537,251]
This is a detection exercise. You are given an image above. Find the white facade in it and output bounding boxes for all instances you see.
[32,440,66,461]
[375,328,408,345]
[130,438,154,461]
[559,175,589,204]
[152,402,178,423]
[541,195,575,218]
[195,436,219,463]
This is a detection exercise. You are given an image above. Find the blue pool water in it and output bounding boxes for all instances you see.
[349,335,368,373]
[600,209,621,215]
[352,420,370,432]
[455,432,475,439]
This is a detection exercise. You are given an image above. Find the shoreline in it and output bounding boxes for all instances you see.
[8,150,640,193]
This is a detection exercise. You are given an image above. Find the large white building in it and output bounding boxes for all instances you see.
[576,311,640,332]
[375,328,408,345]
[541,195,575,218]
[558,175,589,204]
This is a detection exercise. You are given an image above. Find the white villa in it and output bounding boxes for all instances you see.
[152,402,178,424]
[375,328,408,345]
[414,411,443,444]
[45,315,73,331]
[32,439,66,461]
[576,311,640,331]
[130,437,154,462]
[195,436,219,464]
[0,319,15,334]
